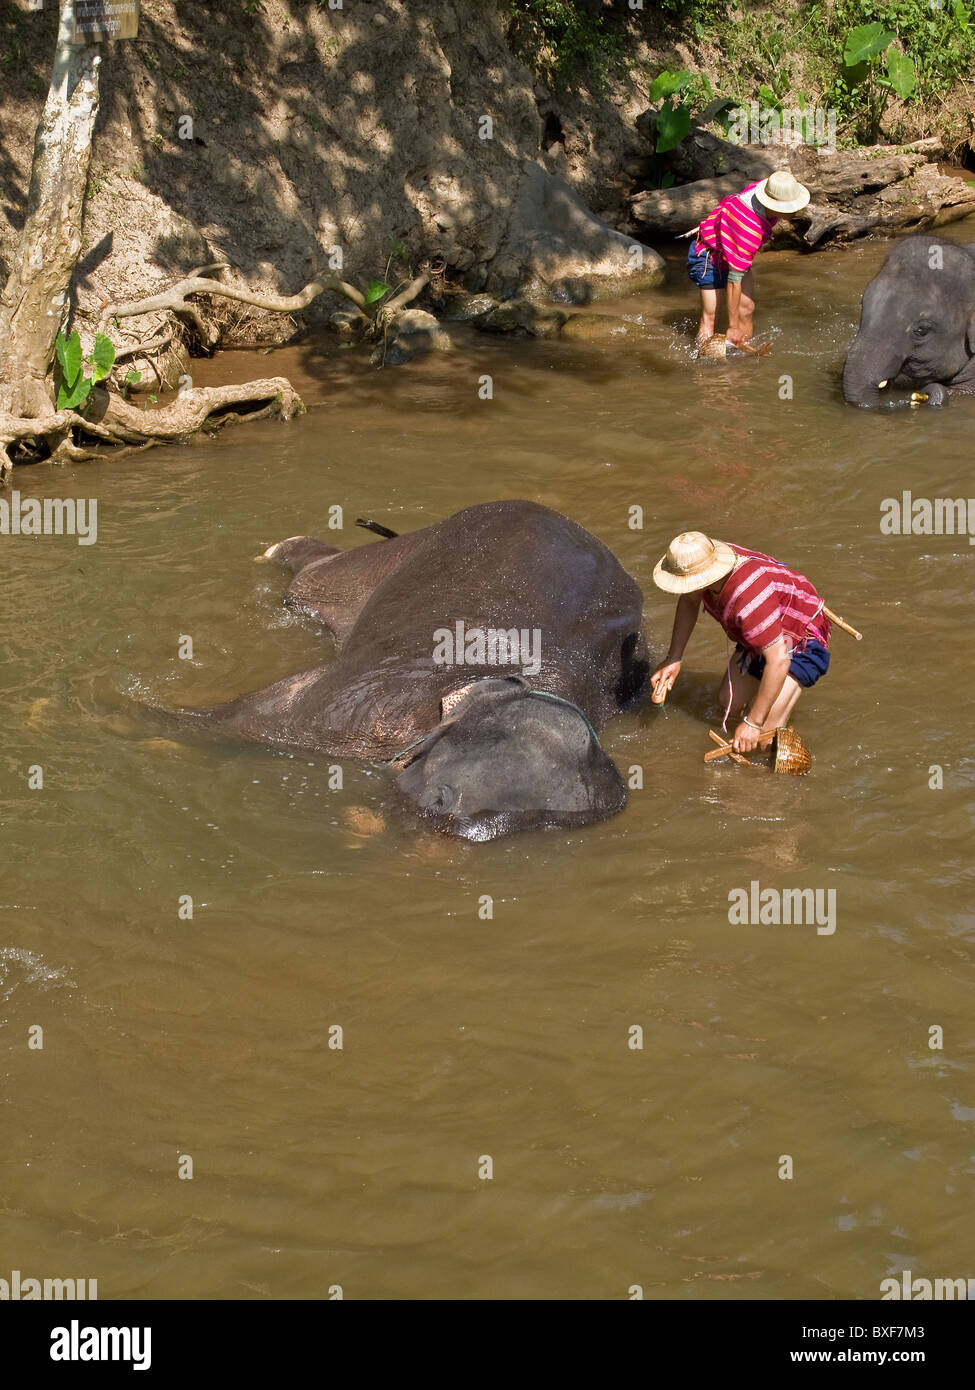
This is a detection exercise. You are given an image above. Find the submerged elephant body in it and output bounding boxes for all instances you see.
[843,236,975,408]
[174,501,649,839]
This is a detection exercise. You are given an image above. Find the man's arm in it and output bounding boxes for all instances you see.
[726,277,745,345]
[650,593,702,699]
[728,278,739,340]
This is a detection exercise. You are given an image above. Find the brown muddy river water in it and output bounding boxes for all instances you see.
[3,225,974,1301]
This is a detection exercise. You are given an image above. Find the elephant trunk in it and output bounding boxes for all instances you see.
[843,333,906,408]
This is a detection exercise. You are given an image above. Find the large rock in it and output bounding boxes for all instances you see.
[483,160,665,302]
[477,298,569,337]
[370,308,451,366]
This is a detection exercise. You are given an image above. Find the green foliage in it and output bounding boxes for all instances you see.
[54,331,117,413]
[646,67,735,154]
[91,334,115,382]
[818,0,973,141]
[363,279,391,308]
[843,21,896,65]
[648,69,692,104]
[647,69,693,153]
[885,47,917,100]
[120,368,142,402]
[831,21,916,141]
[506,0,623,89]
[640,1,972,148]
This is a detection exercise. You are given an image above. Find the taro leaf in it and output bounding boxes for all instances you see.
[363,278,390,307]
[56,376,92,412]
[648,68,691,104]
[125,368,142,384]
[655,101,692,153]
[90,332,116,383]
[885,47,917,100]
[56,329,83,390]
[661,170,676,189]
[842,59,870,88]
[843,23,895,66]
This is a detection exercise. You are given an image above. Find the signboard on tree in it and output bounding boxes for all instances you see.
[71,0,140,43]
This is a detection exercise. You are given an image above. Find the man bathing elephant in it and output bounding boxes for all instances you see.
[649,532,830,755]
[165,501,650,841]
[843,235,975,407]
[687,170,810,347]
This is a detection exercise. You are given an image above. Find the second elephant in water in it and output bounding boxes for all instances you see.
[843,236,975,407]
[166,501,649,841]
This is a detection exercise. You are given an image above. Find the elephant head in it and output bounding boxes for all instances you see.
[843,236,975,408]
[393,676,626,841]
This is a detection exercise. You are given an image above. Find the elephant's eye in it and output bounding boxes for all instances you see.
[913,322,932,338]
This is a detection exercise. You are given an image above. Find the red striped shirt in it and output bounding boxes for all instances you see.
[696,181,776,274]
[702,545,830,653]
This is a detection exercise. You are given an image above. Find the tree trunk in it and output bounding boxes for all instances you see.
[0,2,100,418]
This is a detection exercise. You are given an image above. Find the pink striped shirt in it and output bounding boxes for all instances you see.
[696,181,777,275]
[702,545,830,654]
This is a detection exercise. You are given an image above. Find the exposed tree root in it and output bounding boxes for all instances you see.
[97,263,370,348]
[96,261,433,349]
[2,258,437,482]
[0,377,305,483]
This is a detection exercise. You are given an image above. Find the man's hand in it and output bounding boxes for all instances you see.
[726,327,747,348]
[650,660,681,704]
[732,719,762,753]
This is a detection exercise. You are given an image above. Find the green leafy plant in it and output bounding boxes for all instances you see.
[647,69,693,153]
[120,368,142,401]
[646,68,736,153]
[839,22,916,142]
[363,278,391,309]
[54,331,116,413]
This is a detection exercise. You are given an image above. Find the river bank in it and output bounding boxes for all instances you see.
[3,2,973,371]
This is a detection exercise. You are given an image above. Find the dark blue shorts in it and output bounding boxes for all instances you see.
[736,639,831,689]
[687,240,729,289]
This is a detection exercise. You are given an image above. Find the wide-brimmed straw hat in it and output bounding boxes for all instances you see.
[653,531,737,594]
[753,170,810,215]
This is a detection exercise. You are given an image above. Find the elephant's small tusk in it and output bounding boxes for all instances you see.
[877,380,888,389]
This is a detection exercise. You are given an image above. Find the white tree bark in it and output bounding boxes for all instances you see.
[0,2,101,417]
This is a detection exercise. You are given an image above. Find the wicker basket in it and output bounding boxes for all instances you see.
[771,726,812,776]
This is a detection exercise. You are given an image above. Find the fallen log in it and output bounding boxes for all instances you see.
[629,174,745,238]
[796,167,975,247]
[629,136,975,249]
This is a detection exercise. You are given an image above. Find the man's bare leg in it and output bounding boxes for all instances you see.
[760,674,803,731]
[697,286,725,342]
[719,664,803,732]
[718,661,758,725]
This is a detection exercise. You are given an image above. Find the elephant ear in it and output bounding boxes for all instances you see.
[968,309,975,357]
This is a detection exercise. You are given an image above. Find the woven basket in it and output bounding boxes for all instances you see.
[697,333,729,359]
[772,726,812,776]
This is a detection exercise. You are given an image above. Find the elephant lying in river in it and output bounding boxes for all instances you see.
[169,501,650,841]
[843,236,975,407]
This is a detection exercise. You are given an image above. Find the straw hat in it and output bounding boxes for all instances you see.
[653,531,737,594]
[753,170,810,215]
